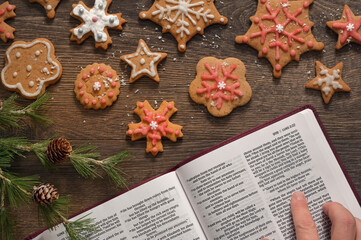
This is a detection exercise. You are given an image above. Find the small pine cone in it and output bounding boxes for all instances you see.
[46,138,72,164]
[33,183,59,206]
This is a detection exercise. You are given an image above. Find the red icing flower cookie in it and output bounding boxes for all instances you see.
[235,0,324,78]
[0,2,16,43]
[126,100,183,156]
[326,5,361,49]
[74,63,121,109]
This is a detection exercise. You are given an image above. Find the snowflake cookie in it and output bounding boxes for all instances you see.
[326,5,361,50]
[235,0,324,78]
[1,38,62,99]
[139,0,228,52]
[29,0,61,19]
[189,57,252,117]
[305,61,350,104]
[126,100,183,156]
[120,39,167,83]
[70,0,126,50]
[74,63,121,110]
[0,2,16,43]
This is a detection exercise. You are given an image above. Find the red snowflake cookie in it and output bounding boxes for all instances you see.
[0,2,16,43]
[126,100,183,156]
[235,0,324,78]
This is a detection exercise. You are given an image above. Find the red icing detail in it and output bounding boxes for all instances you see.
[92,99,97,105]
[242,36,249,43]
[82,74,88,80]
[78,82,83,88]
[6,5,13,11]
[138,102,144,108]
[303,25,309,32]
[262,47,268,54]
[290,49,296,57]
[92,16,98,22]
[90,68,95,75]
[5,33,10,39]
[84,98,89,104]
[101,98,106,104]
[128,130,133,135]
[254,17,260,23]
[196,63,243,110]
[108,92,114,98]
[152,147,158,153]
[0,9,5,16]
[167,104,173,110]
[275,64,282,71]
[175,130,180,136]
[0,27,4,33]
[303,1,309,8]
[307,41,314,48]
[282,0,287,3]
[107,72,113,78]
[79,91,85,96]
[98,67,105,73]
[111,81,117,87]
[332,8,361,44]
[261,0,266,3]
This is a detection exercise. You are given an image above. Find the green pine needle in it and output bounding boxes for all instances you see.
[37,195,70,230]
[0,207,15,240]
[30,139,54,169]
[63,214,99,240]
[70,145,101,179]
[100,151,130,189]
[0,137,31,161]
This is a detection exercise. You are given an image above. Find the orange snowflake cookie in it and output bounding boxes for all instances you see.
[29,0,61,18]
[235,0,324,78]
[0,2,16,43]
[139,0,228,52]
[74,63,121,110]
[126,100,183,156]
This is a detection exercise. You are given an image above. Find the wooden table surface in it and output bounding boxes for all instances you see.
[1,0,360,238]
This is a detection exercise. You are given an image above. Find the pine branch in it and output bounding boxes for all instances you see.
[63,214,99,240]
[0,137,31,161]
[100,151,130,189]
[70,145,102,179]
[37,195,70,230]
[30,139,54,169]
[0,181,15,240]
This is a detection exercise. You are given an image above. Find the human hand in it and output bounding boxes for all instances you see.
[291,191,361,240]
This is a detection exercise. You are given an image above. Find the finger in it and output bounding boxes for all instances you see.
[291,191,319,240]
[322,202,356,240]
[355,217,360,240]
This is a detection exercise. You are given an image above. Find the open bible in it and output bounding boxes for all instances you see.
[27,106,361,240]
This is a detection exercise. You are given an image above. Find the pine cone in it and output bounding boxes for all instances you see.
[46,138,72,164]
[0,100,2,111]
[33,183,59,206]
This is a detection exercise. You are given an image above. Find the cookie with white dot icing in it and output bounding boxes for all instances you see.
[29,0,61,19]
[1,38,62,99]
[74,63,121,110]
[70,0,126,50]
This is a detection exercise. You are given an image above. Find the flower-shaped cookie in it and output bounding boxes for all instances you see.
[1,38,62,99]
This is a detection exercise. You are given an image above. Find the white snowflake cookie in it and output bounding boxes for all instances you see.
[70,0,126,50]
[1,38,62,99]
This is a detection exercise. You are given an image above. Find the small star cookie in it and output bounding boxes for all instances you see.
[139,0,228,52]
[70,0,126,50]
[305,61,350,104]
[326,5,361,49]
[0,2,16,43]
[126,100,183,156]
[120,39,167,83]
[29,0,61,19]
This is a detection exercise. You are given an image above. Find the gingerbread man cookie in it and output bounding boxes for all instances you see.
[126,100,183,156]
[1,38,62,99]
[74,63,121,110]
[189,57,252,117]
[235,0,324,78]
[70,0,126,50]
[139,0,228,52]
[326,5,361,49]
[305,61,351,104]
[0,2,16,43]
[120,39,167,83]
[29,0,61,19]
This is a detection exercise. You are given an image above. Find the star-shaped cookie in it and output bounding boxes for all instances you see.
[120,39,167,83]
[305,61,351,104]
[29,0,61,18]
[326,5,361,49]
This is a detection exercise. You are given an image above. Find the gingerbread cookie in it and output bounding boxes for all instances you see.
[0,2,16,43]
[305,61,350,104]
[1,38,62,99]
[326,5,361,50]
[74,63,121,110]
[189,57,252,117]
[139,0,228,52]
[70,0,126,50]
[235,0,324,78]
[120,39,167,83]
[29,0,61,19]
[126,100,183,156]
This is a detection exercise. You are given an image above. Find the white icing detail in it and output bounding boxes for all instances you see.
[29,81,34,87]
[210,101,215,107]
[26,65,32,72]
[46,5,52,10]
[42,67,50,75]
[346,23,355,32]
[13,72,17,77]
[281,3,290,7]
[314,67,343,96]
[140,58,145,65]
[1,40,61,98]
[142,13,146,18]
[123,41,162,78]
[276,24,284,33]
[15,52,20,58]
[93,81,101,91]
[151,0,215,38]
[35,50,40,56]
[166,25,171,29]
[72,0,120,42]
[196,26,201,31]
[217,81,226,90]
[180,44,185,49]
[150,121,158,130]
[220,17,224,22]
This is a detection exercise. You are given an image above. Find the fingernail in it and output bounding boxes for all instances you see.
[293,191,306,201]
